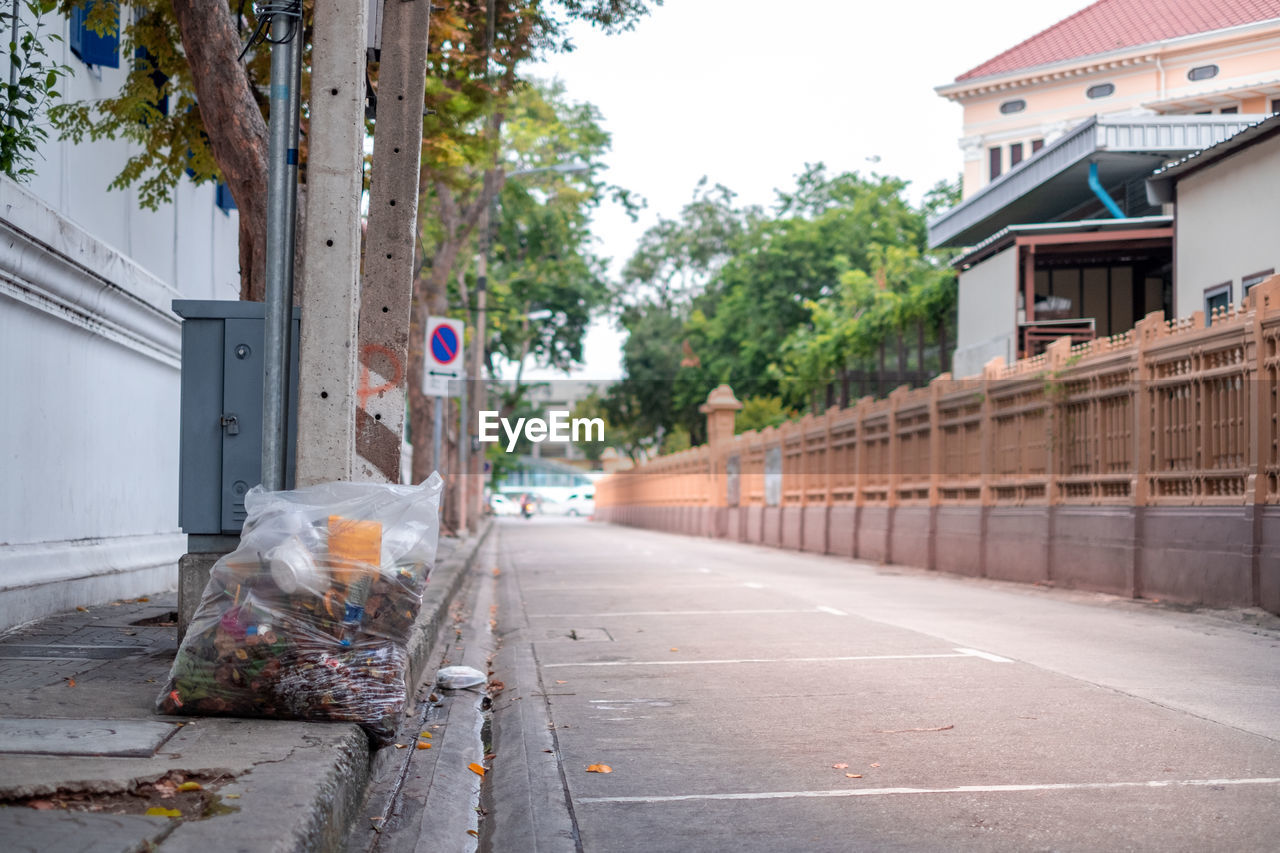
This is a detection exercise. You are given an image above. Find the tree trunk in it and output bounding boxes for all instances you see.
[171,0,269,301]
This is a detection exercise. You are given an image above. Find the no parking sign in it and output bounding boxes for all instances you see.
[423,316,464,397]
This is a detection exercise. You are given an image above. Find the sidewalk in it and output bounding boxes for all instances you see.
[0,520,491,853]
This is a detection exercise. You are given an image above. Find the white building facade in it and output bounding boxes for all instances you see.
[0,6,239,630]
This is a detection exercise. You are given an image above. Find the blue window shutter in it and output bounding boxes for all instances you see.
[70,2,120,69]
[215,182,237,214]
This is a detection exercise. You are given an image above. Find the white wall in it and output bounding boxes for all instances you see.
[1174,135,1280,316]
[953,245,1017,378]
[0,7,240,629]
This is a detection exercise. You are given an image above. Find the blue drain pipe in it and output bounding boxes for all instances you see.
[1088,161,1125,218]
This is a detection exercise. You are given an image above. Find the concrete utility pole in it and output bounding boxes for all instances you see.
[356,0,433,484]
[294,0,367,486]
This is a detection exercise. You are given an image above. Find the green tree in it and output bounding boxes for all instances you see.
[2,1,71,180]
[49,0,661,300]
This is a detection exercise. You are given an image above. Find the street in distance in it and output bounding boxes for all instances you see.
[477,410,605,452]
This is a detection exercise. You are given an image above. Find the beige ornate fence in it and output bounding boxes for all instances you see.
[596,277,1280,613]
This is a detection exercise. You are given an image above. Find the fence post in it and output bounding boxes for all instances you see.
[1042,337,1073,585]
[852,396,871,558]
[701,385,743,537]
[1247,277,1280,605]
[978,356,1004,577]
[926,374,948,570]
[886,385,909,564]
[1131,311,1164,600]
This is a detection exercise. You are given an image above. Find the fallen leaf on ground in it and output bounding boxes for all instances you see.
[416,742,431,750]
[468,762,486,777]
[874,725,954,734]
[870,763,881,768]
[832,763,848,769]
[225,794,240,799]
[555,680,567,685]
[395,744,407,749]
[76,606,88,612]
[484,753,497,761]
[66,678,75,688]
[846,774,862,779]
[138,596,150,602]
[28,800,54,810]
[176,781,202,792]
[467,829,479,838]
[586,764,613,774]
[669,648,679,652]
[419,731,433,739]
[145,807,182,818]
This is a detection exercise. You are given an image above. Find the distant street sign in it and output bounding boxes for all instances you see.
[424,316,464,397]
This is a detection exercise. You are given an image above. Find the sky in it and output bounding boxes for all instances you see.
[506,0,1091,380]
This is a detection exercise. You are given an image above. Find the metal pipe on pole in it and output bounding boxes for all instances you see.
[260,1,303,492]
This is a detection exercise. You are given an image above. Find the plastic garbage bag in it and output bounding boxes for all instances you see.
[157,476,443,744]
[435,665,487,690]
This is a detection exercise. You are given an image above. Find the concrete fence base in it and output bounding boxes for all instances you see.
[595,503,1280,614]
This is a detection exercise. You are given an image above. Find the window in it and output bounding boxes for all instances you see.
[1272,98,1280,114]
[1243,269,1274,295]
[1187,64,1219,82]
[1009,141,1024,167]
[1204,282,1232,324]
[70,1,120,69]
[999,99,1026,114]
[989,146,1002,180]
[215,182,237,214]
[1031,138,1045,153]
[1220,106,1239,114]
[1086,83,1115,99]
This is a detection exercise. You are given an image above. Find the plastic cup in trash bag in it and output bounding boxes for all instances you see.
[381,523,430,569]
[268,536,328,594]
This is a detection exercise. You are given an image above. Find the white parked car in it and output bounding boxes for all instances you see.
[489,494,520,516]
[563,491,595,517]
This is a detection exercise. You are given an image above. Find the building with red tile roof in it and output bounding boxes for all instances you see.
[937,0,1280,198]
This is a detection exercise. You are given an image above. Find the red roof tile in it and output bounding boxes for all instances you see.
[957,0,1280,81]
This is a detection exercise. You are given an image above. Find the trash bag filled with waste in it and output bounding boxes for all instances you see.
[157,476,443,744]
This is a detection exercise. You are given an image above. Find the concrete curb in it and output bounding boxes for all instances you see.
[329,518,494,852]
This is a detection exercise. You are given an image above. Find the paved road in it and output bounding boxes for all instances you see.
[485,518,1280,852]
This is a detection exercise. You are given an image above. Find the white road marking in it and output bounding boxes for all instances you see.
[955,647,1014,663]
[816,606,847,616]
[545,652,976,668]
[531,609,819,618]
[579,777,1280,805]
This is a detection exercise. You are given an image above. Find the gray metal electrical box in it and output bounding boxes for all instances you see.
[174,300,300,535]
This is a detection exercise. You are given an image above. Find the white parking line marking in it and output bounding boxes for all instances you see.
[816,606,847,616]
[545,652,975,668]
[531,609,816,618]
[579,777,1280,805]
[955,647,1014,663]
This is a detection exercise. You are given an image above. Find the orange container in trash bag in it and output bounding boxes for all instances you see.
[328,516,382,585]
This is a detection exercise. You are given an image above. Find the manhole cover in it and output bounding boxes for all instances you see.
[543,628,613,642]
[0,719,178,757]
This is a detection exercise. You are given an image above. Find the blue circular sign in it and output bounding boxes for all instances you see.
[430,324,460,365]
